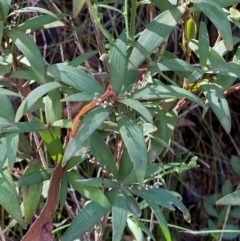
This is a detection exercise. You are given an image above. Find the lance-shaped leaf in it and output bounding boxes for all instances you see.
[17,13,66,32]
[191,0,233,50]
[6,132,19,168]
[0,21,3,45]
[18,168,53,186]
[0,137,7,169]
[15,81,62,121]
[212,0,240,7]
[0,0,11,20]
[8,6,60,19]
[147,200,171,241]
[0,49,13,75]
[131,83,205,108]
[216,190,240,206]
[131,187,191,222]
[119,99,153,124]
[198,21,209,68]
[117,115,147,189]
[150,58,202,74]
[39,128,63,163]
[112,190,128,241]
[0,96,15,121]
[61,201,108,241]
[68,172,111,210]
[7,29,46,84]
[22,160,42,224]
[88,131,118,178]
[69,50,98,67]
[47,63,104,93]
[0,168,24,227]
[200,82,231,133]
[77,178,118,188]
[128,6,185,69]
[110,30,127,93]
[0,87,21,97]
[1,121,47,133]
[62,107,113,164]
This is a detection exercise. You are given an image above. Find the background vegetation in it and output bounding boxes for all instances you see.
[1,0,240,240]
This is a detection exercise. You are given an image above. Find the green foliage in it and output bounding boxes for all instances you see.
[0,0,240,240]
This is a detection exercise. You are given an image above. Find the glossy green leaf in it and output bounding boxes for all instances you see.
[17,14,66,32]
[69,50,98,67]
[5,70,36,80]
[138,222,156,241]
[61,92,95,102]
[150,0,175,11]
[150,58,201,74]
[230,155,240,175]
[200,82,231,133]
[128,6,185,69]
[52,119,72,129]
[217,190,240,206]
[117,115,147,188]
[131,188,191,222]
[119,99,153,124]
[6,132,19,168]
[127,218,144,241]
[0,168,24,227]
[61,201,108,241]
[118,148,134,182]
[212,0,240,7]
[147,201,171,241]
[148,110,177,161]
[0,0,11,20]
[44,88,62,135]
[191,0,233,50]
[67,172,111,209]
[189,39,227,70]
[213,37,240,57]
[214,75,236,91]
[0,21,3,45]
[22,161,42,224]
[39,128,63,162]
[77,178,118,188]
[0,49,13,75]
[204,194,219,217]
[126,195,142,217]
[59,173,68,211]
[199,22,209,68]
[63,106,113,164]
[132,83,205,109]
[110,30,127,93]
[222,180,232,197]
[0,87,21,97]
[7,29,46,84]
[0,95,15,121]
[0,137,7,169]
[18,168,53,186]
[47,63,104,93]
[112,190,128,241]
[8,6,60,19]
[88,131,118,178]
[1,121,47,133]
[15,81,62,121]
